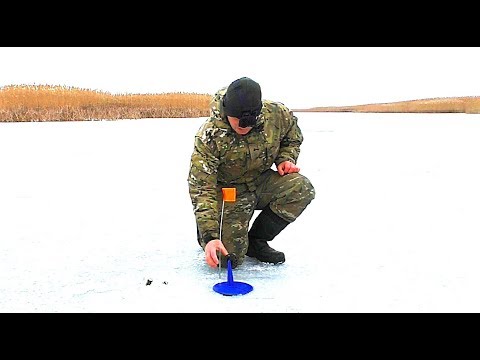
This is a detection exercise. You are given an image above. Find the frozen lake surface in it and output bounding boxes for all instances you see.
[1,112,480,313]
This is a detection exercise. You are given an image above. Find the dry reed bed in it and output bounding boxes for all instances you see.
[293,96,480,114]
[1,85,480,122]
[0,85,211,122]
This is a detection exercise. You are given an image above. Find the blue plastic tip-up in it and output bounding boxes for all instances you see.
[213,259,253,296]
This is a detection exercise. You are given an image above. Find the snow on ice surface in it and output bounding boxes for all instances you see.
[1,113,480,313]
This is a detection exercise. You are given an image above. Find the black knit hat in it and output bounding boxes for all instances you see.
[223,77,262,124]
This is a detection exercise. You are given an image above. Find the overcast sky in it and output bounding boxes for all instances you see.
[1,47,479,109]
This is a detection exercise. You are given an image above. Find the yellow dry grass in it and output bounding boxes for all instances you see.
[293,96,480,114]
[0,84,211,122]
[1,84,480,122]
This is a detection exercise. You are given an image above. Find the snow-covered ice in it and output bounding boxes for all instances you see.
[2,112,480,313]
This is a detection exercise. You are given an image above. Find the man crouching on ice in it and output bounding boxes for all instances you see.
[188,76,315,269]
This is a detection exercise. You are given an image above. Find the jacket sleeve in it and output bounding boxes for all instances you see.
[187,128,220,244]
[275,105,304,166]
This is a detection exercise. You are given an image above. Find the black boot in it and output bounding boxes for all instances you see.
[246,206,289,264]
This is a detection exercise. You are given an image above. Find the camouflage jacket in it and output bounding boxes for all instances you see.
[188,86,304,243]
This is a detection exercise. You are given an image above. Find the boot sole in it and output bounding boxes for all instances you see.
[246,253,285,264]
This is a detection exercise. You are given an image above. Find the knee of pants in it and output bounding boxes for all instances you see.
[277,173,315,203]
[270,174,315,221]
[300,175,316,203]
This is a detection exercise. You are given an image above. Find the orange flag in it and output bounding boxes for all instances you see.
[222,188,237,202]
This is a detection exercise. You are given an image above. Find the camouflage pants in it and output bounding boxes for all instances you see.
[197,169,315,265]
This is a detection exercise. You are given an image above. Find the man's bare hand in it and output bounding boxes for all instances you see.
[204,239,229,268]
[277,161,300,176]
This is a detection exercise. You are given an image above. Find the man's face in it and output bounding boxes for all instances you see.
[227,116,253,135]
